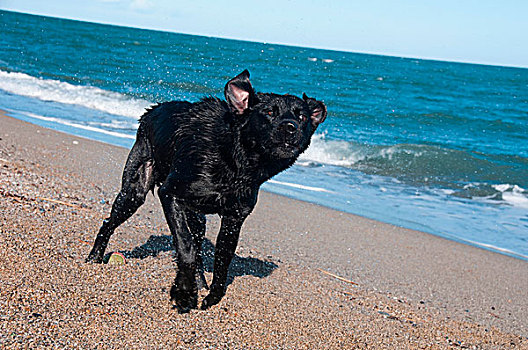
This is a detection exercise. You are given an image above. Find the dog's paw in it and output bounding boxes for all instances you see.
[201,291,224,310]
[170,272,198,313]
[86,244,107,263]
[170,284,198,313]
[85,253,104,264]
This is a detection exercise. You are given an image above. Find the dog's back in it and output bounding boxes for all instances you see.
[138,99,236,186]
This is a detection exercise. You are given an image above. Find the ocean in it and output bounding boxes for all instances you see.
[1,10,527,260]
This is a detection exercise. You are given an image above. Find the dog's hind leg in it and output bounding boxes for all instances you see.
[86,134,154,263]
[186,210,208,290]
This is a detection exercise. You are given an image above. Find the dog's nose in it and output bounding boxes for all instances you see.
[279,120,299,144]
[280,121,298,135]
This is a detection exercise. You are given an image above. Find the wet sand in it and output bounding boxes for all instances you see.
[1,112,527,349]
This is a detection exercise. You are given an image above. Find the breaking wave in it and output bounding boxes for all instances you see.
[300,134,528,208]
[0,69,151,118]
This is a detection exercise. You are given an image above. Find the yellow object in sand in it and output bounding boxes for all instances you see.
[108,252,126,265]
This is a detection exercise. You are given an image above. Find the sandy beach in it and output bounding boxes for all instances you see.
[1,111,527,349]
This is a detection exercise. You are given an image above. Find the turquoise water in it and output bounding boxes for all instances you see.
[1,10,527,259]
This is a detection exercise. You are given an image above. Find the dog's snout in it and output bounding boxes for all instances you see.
[285,122,297,134]
[279,121,298,136]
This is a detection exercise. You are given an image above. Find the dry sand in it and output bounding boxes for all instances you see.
[1,112,527,349]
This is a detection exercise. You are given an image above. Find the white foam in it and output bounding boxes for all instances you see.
[486,184,528,209]
[493,184,512,192]
[0,70,151,118]
[501,185,528,209]
[267,179,333,193]
[502,192,528,209]
[90,120,139,130]
[21,111,136,139]
[299,135,430,169]
[299,134,364,167]
[440,189,456,195]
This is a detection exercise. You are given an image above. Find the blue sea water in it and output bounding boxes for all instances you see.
[1,10,527,259]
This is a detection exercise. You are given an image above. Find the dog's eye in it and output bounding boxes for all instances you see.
[266,106,278,118]
[300,114,307,122]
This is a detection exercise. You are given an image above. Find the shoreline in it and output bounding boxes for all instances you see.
[1,111,527,347]
[6,107,528,262]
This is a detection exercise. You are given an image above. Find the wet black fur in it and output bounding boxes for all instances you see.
[86,70,326,312]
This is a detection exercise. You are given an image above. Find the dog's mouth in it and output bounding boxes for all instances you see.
[273,140,300,158]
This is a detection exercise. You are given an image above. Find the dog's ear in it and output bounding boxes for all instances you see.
[224,70,255,115]
[303,93,327,127]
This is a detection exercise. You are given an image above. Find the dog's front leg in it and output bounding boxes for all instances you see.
[201,215,245,310]
[158,186,198,313]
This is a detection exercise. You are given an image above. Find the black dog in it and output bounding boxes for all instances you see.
[86,70,326,312]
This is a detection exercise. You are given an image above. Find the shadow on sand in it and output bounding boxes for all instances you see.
[120,234,278,285]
